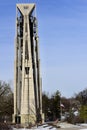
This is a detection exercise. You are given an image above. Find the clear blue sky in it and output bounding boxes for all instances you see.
[0,0,87,98]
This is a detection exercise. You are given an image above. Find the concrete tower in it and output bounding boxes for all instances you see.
[13,3,42,124]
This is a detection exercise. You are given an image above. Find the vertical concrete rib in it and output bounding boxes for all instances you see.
[36,36,42,114]
[14,7,18,115]
[14,38,17,115]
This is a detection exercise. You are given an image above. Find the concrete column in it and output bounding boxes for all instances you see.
[14,38,18,115]
[36,36,42,114]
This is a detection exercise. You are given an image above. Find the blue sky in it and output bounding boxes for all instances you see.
[0,0,87,97]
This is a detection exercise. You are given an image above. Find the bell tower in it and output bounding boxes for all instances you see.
[13,3,42,124]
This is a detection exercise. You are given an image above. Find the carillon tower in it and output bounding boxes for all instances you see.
[13,3,42,124]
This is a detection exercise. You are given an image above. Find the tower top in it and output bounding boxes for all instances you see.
[17,3,35,15]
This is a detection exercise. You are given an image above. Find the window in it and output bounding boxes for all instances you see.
[25,67,29,74]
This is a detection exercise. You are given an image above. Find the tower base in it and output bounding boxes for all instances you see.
[13,113,44,124]
[13,114,36,125]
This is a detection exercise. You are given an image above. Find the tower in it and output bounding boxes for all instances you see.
[13,3,42,124]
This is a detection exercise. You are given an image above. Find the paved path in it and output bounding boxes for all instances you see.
[5,122,87,130]
[58,128,87,130]
[57,123,87,130]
